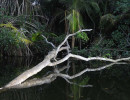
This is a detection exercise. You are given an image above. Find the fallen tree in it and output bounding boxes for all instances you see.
[0,29,130,90]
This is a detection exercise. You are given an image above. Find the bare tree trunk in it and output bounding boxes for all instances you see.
[1,29,130,90]
[72,36,75,49]
[5,50,55,88]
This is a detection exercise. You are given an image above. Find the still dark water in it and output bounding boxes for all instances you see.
[0,57,130,100]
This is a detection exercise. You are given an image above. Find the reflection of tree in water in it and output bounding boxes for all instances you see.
[0,57,39,86]
[0,81,67,100]
[82,66,130,100]
[0,29,130,100]
[0,59,130,100]
[64,61,130,100]
[65,62,90,100]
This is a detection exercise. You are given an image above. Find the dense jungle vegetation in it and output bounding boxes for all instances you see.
[0,0,130,58]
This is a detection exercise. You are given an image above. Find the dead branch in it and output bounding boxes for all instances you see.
[1,29,130,91]
[42,35,56,48]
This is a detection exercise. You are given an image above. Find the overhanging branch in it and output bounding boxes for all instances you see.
[1,29,130,91]
[55,29,92,57]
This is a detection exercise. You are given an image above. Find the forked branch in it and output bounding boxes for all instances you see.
[0,29,130,90]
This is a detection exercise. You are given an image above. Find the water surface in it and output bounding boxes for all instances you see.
[0,57,130,100]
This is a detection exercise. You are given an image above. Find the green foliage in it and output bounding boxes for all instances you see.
[72,47,87,56]
[0,28,20,52]
[31,32,43,42]
[103,53,112,58]
[100,14,115,28]
[90,2,101,14]
[67,10,83,32]
[100,14,116,33]
[85,1,101,18]
[70,76,90,100]
[76,32,89,41]
[0,0,129,57]
[53,34,66,45]
[113,0,130,14]
[0,22,33,56]
[0,8,15,23]
[89,21,130,57]
[0,23,32,45]
[0,23,18,31]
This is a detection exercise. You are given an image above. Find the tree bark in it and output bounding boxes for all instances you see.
[1,29,130,90]
[72,36,75,49]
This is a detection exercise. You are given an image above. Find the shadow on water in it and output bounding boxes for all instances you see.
[0,57,130,100]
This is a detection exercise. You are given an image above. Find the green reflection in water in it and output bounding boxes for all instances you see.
[0,57,130,100]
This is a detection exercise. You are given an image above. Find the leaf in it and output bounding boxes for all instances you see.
[0,23,18,32]
[76,32,89,41]
[20,38,32,45]
[0,23,32,45]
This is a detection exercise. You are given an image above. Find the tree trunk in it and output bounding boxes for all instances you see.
[4,50,56,88]
[72,36,75,49]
